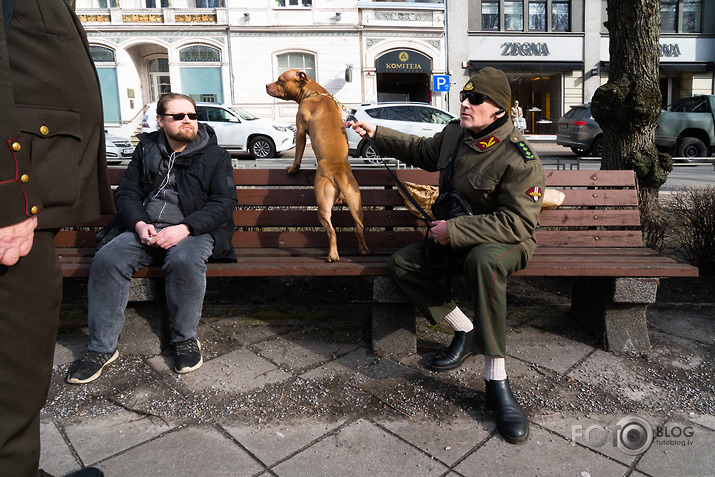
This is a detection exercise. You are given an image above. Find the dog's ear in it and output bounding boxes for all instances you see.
[297,70,310,84]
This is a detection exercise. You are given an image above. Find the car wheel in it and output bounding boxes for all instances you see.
[675,137,707,158]
[248,136,276,159]
[588,136,603,157]
[360,141,381,164]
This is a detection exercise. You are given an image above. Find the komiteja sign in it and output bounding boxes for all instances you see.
[376,50,432,74]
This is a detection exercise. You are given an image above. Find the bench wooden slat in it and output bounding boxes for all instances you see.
[544,169,637,187]
[538,209,641,227]
[535,230,644,247]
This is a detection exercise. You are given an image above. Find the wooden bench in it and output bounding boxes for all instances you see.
[56,167,698,355]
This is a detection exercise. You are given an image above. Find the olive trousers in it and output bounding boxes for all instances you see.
[0,230,61,477]
[387,240,530,358]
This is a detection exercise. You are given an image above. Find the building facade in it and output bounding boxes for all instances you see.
[77,0,714,138]
[447,0,715,134]
[77,0,448,138]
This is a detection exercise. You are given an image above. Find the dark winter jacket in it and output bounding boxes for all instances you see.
[113,123,237,262]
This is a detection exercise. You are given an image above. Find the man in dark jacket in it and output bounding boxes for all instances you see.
[1,1,114,475]
[68,93,237,385]
[351,68,545,445]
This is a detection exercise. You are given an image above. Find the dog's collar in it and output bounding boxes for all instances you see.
[303,91,348,115]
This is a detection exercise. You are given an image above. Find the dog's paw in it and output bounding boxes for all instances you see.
[286,166,299,175]
[327,255,340,263]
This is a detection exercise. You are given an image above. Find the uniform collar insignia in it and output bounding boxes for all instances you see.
[475,135,500,151]
[526,186,543,202]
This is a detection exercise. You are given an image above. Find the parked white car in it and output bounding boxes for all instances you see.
[345,102,456,162]
[105,133,134,166]
[142,102,296,159]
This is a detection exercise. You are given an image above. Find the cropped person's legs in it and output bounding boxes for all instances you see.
[87,232,156,354]
[0,230,60,476]
[388,241,474,370]
[463,242,531,444]
[162,234,214,344]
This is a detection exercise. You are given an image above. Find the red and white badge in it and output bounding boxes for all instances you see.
[526,186,542,202]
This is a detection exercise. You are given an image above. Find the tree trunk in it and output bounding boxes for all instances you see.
[591,0,672,201]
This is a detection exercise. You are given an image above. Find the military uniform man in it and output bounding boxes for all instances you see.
[350,67,545,444]
[1,1,113,475]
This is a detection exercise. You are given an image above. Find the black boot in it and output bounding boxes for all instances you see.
[430,329,474,371]
[485,378,529,444]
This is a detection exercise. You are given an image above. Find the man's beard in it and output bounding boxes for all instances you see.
[166,127,197,144]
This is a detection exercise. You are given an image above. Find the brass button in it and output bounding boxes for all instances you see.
[30,206,39,215]
[40,125,49,136]
[12,142,21,151]
[20,174,29,183]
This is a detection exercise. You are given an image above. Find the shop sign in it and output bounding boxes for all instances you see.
[660,43,681,57]
[501,42,551,57]
[376,50,432,74]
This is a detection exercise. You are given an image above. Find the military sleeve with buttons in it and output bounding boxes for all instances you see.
[375,118,545,258]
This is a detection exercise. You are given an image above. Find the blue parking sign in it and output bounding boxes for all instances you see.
[433,74,450,92]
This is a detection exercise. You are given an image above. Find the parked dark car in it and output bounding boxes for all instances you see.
[556,103,603,157]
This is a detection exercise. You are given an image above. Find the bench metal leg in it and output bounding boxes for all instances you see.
[372,276,417,356]
[572,277,658,353]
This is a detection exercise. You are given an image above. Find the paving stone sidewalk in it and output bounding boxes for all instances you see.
[40,277,714,476]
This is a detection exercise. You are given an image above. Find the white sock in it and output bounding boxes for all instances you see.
[443,307,474,332]
[484,356,507,381]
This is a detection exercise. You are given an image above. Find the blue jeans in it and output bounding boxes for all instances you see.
[87,230,214,353]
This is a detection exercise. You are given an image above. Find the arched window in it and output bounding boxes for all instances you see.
[179,45,221,63]
[276,52,316,80]
[89,45,116,63]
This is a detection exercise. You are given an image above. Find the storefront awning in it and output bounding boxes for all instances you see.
[599,61,715,72]
[468,61,582,72]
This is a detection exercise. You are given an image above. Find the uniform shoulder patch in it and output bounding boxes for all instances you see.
[511,137,537,162]
[526,186,543,202]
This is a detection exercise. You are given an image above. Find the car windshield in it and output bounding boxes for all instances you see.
[229,106,258,120]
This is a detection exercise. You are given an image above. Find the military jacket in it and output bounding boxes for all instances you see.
[375,119,545,258]
[0,1,114,230]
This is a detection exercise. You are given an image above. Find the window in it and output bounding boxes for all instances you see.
[180,68,223,103]
[529,0,546,31]
[683,0,702,33]
[551,0,569,31]
[418,107,453,124]
[661,0,678,33]
[179,45,221,63]
[276,52,316,80]
[482,0,499,30]
[145,0,169,7]
[195,0,224,6]
[504,1,524,31]
[94,0,118,7]
[89,46,120,123]
[89,45,115,63]
[275,0,312,6]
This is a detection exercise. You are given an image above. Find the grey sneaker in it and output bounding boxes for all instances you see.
[174,339,203,373]
[67,350,119,384]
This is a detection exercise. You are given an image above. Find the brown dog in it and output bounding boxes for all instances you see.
[266,69,369,262]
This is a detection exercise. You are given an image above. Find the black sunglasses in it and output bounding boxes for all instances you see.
[162,113,198,120]
[459,91,489,106]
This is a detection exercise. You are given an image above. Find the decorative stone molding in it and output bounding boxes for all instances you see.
[374,12,432,22]
[78,14,110,22]
[122,14,163,23]
[175,14,217,23]
[366,38,385,48]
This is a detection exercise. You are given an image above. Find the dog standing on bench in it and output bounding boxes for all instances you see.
[266,69,370,262]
